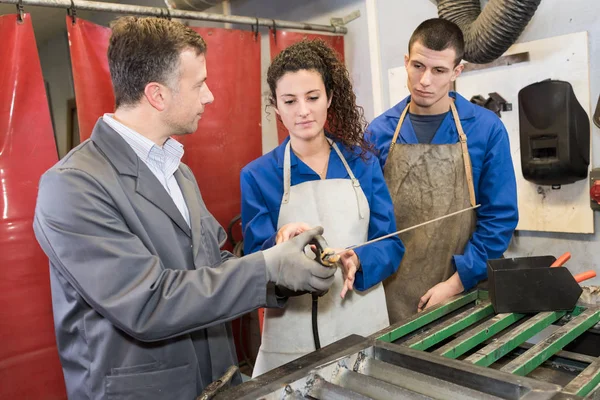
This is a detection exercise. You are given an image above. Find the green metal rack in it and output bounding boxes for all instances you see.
[376,290,600,398]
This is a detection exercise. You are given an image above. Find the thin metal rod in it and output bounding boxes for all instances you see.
[340,204,480,254]
[0,0,347,34]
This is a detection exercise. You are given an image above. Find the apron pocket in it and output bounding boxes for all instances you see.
[105,363,195,400]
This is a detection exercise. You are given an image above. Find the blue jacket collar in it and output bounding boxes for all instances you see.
[384,91,476,121]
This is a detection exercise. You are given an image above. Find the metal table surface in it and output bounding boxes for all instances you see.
[217,290,600,399]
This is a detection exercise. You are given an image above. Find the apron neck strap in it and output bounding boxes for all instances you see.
[330,141,359,186]
[389,103,411,151]
[282,141,292,204]
[282,139,362,205]
[449,102,476,207]
[449,101,467,143]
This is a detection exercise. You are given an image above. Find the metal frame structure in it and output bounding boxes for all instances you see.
[220,290,600,399]
[0,0,347,33]
[376,290,600,398]
[219,334,564,399]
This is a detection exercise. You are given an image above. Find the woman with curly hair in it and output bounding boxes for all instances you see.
[240,39,405,376]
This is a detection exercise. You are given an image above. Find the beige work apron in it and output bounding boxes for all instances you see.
[252,141,389,377]
[383,101,477,324]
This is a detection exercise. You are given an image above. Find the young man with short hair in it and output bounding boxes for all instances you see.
[369,18,518,323]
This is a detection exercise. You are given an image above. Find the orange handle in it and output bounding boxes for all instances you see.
[573,270,596,283]
[258,307,264,334]
[550,252,571,268]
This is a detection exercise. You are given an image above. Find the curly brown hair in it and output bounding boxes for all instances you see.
[267,39,374,158]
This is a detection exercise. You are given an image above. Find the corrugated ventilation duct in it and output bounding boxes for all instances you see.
[437,0,541,64]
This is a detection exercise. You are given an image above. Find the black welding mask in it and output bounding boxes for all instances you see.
[519,80,589,186]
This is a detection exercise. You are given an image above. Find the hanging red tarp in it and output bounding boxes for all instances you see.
[179,27,262,244]
[0,13,66,399]
[269,30,345,144]
[66,16,114,143]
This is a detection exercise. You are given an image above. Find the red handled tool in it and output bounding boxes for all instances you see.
[550,252,596,283]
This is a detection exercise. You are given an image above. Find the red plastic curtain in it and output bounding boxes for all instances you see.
[269,30,345,143]
[178,27,262,242]
[0,13,66,399]
[66,17,114,142]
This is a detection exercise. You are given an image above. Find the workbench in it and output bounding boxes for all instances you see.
[218,290,600,399]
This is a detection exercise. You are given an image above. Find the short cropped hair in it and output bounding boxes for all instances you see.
[108,17,207,107]
[408,18,465,66]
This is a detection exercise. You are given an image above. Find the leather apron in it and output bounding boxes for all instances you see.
[383,101,477,324]
[252,141,389,377]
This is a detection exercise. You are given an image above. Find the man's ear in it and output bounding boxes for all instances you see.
[451,63,464,82]
[404,54,409,69]
[144,82,168,111]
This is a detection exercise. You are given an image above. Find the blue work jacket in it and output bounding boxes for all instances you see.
[240,136,405,291]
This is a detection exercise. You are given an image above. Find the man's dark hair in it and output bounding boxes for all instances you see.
[408,18,465,66]
[108,17,207,108]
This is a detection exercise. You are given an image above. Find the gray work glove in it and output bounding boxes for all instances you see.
[263,226,336,293]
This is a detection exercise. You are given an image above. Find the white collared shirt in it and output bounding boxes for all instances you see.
[103,114,191,227]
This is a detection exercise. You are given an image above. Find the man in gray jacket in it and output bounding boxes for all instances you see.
[33,16,335,400]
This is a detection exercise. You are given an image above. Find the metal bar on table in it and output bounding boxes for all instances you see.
[377,291,478,343]
[403,301,495,351]
[500,309,600,376]
[562,357,600,398]
[516,341,597,365]
[334,368,430,400]
[197,365,239,400]
[0,0,347,33]
[306,375,373,400]
[434,312,525,359]
[465,311,567,367]
[358,357,500,400]
[282,388,306,400]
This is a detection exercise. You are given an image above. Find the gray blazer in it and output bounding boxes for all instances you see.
[33,119,280,400]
